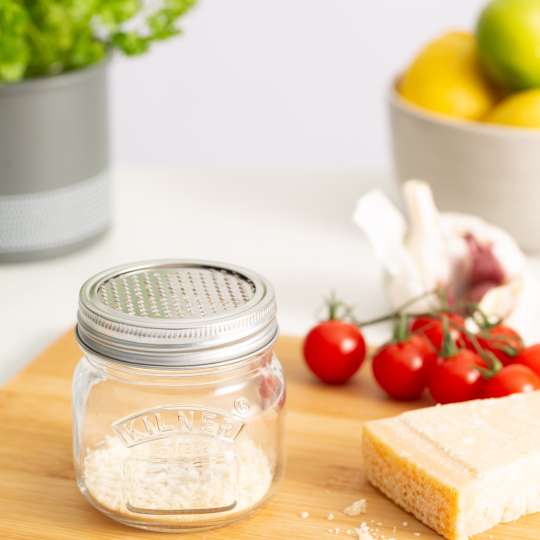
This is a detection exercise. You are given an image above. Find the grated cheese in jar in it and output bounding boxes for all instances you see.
[83,433,272,524]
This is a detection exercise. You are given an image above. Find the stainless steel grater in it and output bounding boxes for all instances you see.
[77,260,278,367]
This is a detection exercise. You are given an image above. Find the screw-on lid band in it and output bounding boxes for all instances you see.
[76,259,278,367]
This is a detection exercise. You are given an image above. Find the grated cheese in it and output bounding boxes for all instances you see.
[83,433,272,523]
[344,498,368,516]
[354,522,376,540]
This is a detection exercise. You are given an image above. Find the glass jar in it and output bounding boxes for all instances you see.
[72,260,285,532]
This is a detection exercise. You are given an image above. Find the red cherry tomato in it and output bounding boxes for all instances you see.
[372,334,436,401]
[303,320,366,384]
[515,344,540,377]
[481,364,540,399]
[466,325,523,366]
[411,313,466,351]
[411,333,438,375]
[428,350,485,404]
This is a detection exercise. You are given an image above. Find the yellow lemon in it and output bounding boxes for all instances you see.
[399,31,500,120]
[484,89,540,128]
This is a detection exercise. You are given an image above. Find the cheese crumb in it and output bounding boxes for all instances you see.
[354,522,376,540]
[327,512,335,520]
[343,498,368,516]
[300,511,310,519]
[402,521,408,526]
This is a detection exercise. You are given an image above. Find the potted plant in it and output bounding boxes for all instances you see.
[0,0,196,262]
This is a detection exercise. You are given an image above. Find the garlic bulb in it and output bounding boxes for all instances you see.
[353,180,540,343]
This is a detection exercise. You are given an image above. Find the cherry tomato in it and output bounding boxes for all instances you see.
[411,333,438,375]
[481,364,540,399]
[411,313,466,351]
[466,325,523,366]
[515,344,540,377]
[372,334,436,400]
[303,320,366,384]
[428,350,485,404]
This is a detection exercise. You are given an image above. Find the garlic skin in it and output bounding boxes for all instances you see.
[353,180,540,343]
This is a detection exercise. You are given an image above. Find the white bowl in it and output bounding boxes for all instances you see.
[389,87,540,252]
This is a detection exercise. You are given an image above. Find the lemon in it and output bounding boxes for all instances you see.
[484,89,540,128]
[399,31,500,120]
[477,0,540,90]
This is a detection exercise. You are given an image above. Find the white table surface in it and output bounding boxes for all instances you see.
[3,168,540,385]
[0,168,396,384]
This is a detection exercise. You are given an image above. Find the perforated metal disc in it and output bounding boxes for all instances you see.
[98,267,256,320]
[76,260,278,367]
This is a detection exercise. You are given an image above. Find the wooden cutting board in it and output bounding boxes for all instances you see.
[0,331,537,540]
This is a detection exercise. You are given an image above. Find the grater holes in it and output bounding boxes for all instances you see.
[98,266,256,320]
[153,272,172,318]
[200,271,218,315]
[130,274,147,317]
[99,283,111,308]
[187,271,205,318]
[110,280,122,310]
[142,272,161,318]
[210,270,228,311]
[176,271,194,317]
[223,272,243,309]
[166,272,184,317]
[229,272,254,307]
[239,279,255,302]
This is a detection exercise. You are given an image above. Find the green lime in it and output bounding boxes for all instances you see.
[477,0,540,90]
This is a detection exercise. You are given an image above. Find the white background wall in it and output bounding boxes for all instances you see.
[111,0,486,170]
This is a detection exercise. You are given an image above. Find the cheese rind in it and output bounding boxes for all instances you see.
[363,392,540,540]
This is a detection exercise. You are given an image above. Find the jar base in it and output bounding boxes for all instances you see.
[78,480,270,533]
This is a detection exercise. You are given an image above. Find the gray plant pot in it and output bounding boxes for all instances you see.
[0,61,111,262]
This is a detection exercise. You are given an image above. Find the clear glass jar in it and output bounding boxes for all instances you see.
[72,260,285,532]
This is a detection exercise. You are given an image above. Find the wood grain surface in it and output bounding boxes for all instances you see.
[0,331,538,539]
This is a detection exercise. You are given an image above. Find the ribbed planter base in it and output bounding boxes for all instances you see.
[0,229,109,263]
[0,61,111,262]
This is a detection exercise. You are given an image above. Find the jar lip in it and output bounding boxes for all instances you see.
[76,325,278,371]
[76,259,279,367]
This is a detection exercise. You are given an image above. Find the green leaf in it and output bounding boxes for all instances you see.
[0,0,30,82]
[68,31,106,70]
[0,0,198,82]
[165,0,198,17]
[98,0,141,29]
[0,37,29,81]
[147,10,181,40]
[67,0,102,23]
[111,31,149,56]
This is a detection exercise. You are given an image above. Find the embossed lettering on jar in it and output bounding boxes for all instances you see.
[72,260,285,532]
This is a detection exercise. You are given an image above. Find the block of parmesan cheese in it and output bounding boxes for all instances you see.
[363,392,540,540]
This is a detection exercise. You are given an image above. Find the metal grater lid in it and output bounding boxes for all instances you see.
[76,260,278,367]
